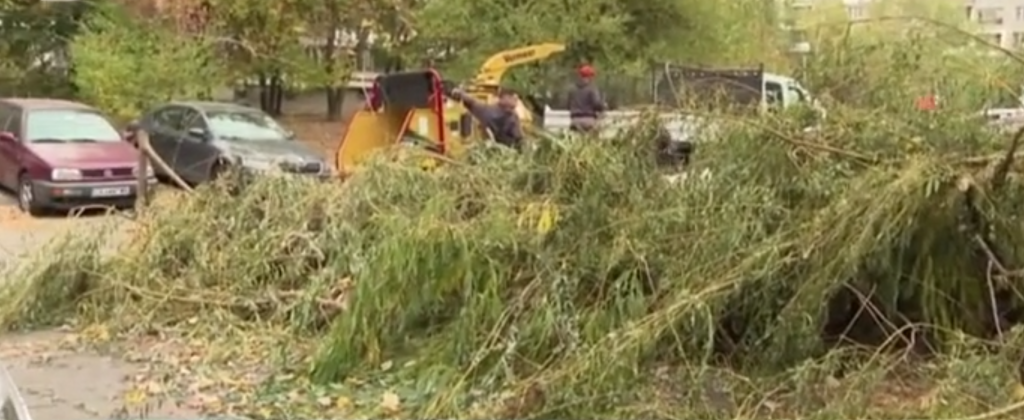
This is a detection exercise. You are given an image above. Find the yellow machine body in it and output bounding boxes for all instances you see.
[336,70,448,175]
[335,43,566,176]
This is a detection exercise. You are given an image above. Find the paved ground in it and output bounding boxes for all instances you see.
[0,114,339,420]
[0,190,199,420]
[0,115,339,420]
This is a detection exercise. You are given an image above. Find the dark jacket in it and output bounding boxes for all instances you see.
[460,95,523,149]
[567,79,607,119]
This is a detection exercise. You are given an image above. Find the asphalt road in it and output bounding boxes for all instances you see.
[0,191,125,269]
[0,190,198,420]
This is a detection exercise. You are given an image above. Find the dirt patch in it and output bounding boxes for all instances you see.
[281,115,348,161]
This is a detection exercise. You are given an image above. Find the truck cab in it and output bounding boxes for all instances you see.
[765,73,813,109]
[652,64,822,116]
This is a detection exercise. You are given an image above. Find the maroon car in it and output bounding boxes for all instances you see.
[0,98,156,215]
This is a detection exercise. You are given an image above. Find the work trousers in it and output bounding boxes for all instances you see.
[569,116,598,133]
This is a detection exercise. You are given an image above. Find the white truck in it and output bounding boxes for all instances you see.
[541,63,823,142]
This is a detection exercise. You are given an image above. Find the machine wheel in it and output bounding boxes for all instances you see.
[17,173,44,216]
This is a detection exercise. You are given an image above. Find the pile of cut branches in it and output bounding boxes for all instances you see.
[2,101,1024,417]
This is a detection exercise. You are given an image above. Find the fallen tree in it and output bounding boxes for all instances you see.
[2,100,1024,417]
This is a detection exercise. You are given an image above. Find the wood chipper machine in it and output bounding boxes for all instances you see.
[335,69,449,174]
[335,43,567,176]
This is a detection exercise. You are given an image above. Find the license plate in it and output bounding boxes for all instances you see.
[91,187,130,197]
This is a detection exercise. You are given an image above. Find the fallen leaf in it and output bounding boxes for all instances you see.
[144,381,163,394]
[192,393,223,411]
[123,387,147,406]
[380,360,393,371]
[188,376,216,392]
[317,396,332,407]
[60,334,81,346]
[81,323,111,343]
[1014,383,1024,400]
[335,396,353,411]
[536,202,557,235]
[380,391,401,414]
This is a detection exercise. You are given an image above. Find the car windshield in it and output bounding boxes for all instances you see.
[26,109,121,143]
[206,110,290,141]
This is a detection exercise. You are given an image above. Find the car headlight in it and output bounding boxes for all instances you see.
[51,168,82,181]
[132,164,155,178]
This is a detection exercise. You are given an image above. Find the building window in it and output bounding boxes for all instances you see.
[983,32,1003,47]
[976,7,1004,25]
[1017,6,1024,21]
[847,5,866,20]
[1014,32,1024,47]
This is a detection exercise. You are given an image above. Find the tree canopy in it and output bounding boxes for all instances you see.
[0,0,1018,117]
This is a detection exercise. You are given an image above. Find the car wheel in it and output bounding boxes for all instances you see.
[209,159,227,182]
[17,174,44,216]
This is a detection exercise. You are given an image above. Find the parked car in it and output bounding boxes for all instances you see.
[0,98,156,215]
[127,101,331,185]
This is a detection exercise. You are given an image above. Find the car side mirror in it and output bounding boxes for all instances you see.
[187,127,211,141]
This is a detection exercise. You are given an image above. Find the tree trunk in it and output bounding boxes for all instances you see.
[258,74,271,113]
[324,25,342,121]
[326,87,343,121]
[257,73,284,116]
[270,73,284,116]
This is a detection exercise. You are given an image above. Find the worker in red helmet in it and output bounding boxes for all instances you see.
[566,64,607,133]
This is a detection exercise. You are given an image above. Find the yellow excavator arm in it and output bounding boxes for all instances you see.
[471,43,567,87]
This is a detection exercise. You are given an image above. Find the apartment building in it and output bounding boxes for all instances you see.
[787,0,1024,49]
[787,0,873,19]
[965,0,1024,48]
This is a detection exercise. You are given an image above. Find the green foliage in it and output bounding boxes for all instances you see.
[69,3,226,120]
[796,0,1024,112]
[404,0,787,88]
[206,0,313,80]
[0,0,98,96]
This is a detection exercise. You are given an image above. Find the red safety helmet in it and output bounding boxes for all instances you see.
[578,64,596,78]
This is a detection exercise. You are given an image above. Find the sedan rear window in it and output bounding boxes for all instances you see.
[26,109,121,143]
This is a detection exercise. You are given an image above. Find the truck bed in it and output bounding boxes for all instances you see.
[653,64,764,107]
[540,108,713,142]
